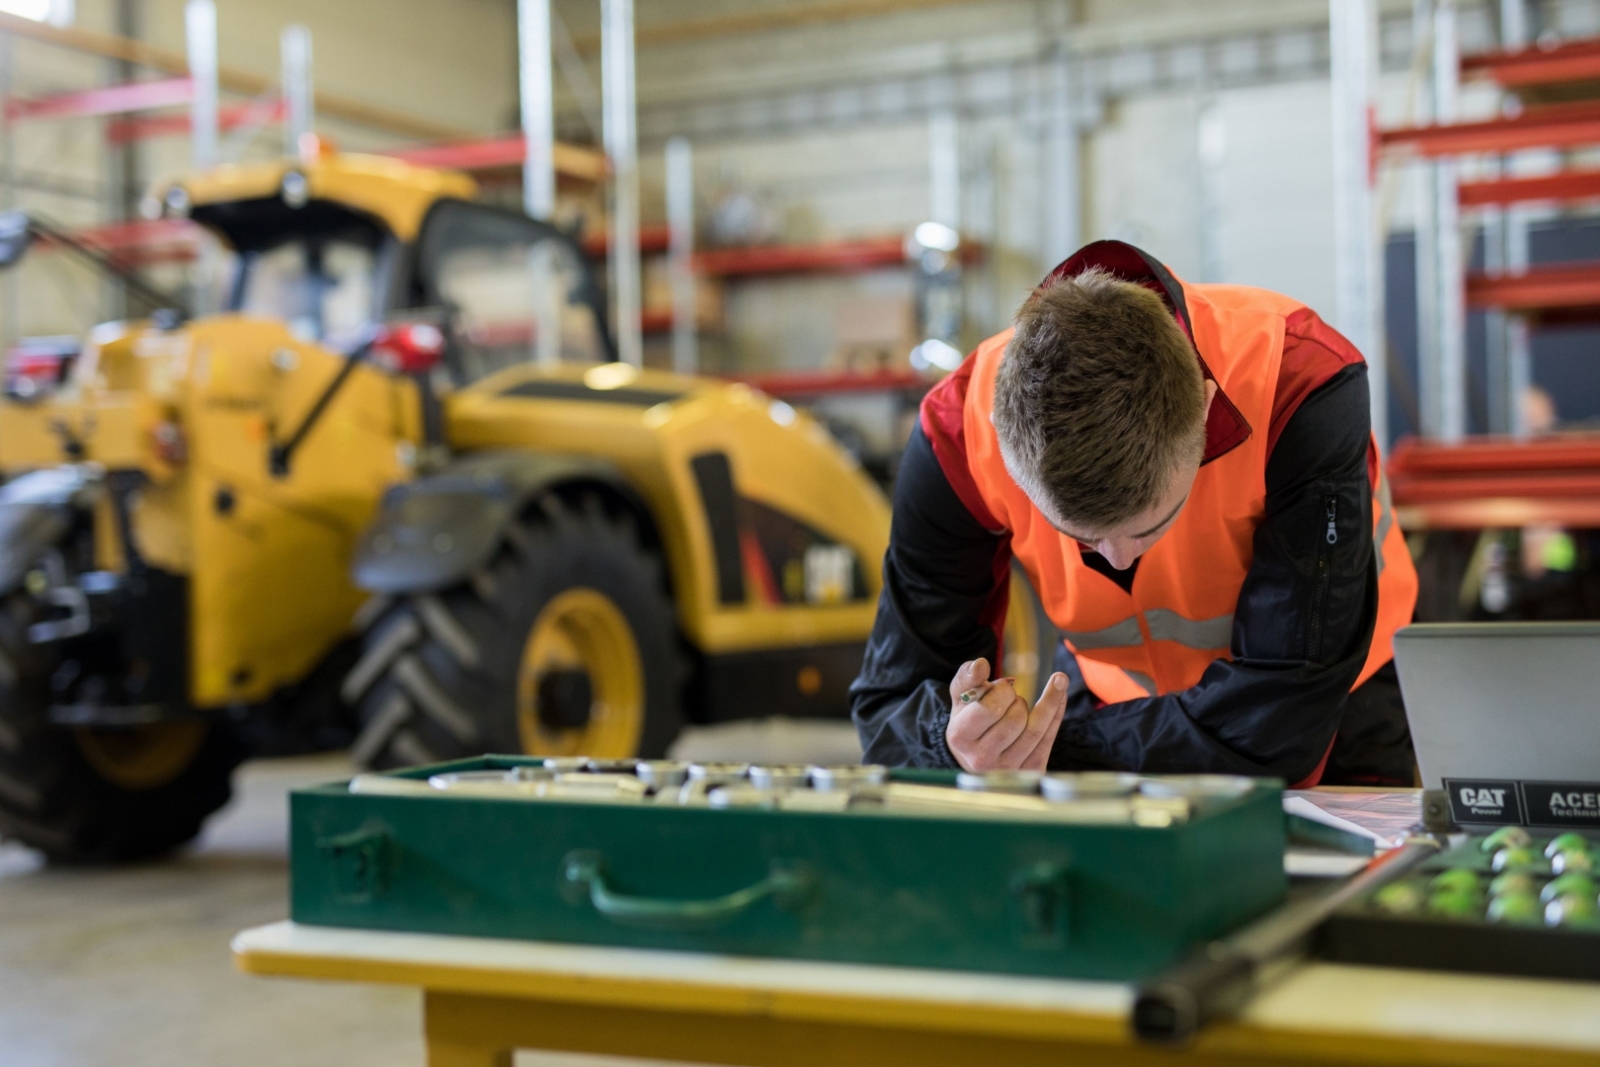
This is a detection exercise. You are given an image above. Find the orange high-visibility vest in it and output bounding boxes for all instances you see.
[962,279,1417,708]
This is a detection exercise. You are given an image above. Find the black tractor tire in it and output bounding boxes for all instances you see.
[346,494,684,769]
[0,593,244,863]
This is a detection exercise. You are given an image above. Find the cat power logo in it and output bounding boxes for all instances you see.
[1459,785,1509,809]
[1443,778,1523,825]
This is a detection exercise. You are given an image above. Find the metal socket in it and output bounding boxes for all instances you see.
[688,761,752,784]
[635,760,690,787]
[808,764,888,791]
[749,765,811,790]
[956,770,1043,795]
[1041,772,1141,801]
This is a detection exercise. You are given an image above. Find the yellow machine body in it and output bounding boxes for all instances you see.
[447,362,890,657]
[0,320,894,710]
[0,316,419,707]
[0,150,893,713]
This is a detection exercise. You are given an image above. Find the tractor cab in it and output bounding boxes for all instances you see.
[164,150,613,380]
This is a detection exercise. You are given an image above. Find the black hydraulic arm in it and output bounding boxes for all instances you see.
[0,211,189,317]
[268,342,373,478]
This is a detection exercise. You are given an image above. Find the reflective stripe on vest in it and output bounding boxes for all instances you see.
[1375,469,1395,577]
[1145,609,1233,650]
[1061,617,1143,651]
[1064,610,1233,652]
[1125,670,1157,696]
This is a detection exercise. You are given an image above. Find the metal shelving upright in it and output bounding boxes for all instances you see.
[1367,6,1600,531]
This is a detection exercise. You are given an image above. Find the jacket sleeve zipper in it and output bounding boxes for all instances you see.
[1308,495,1337,659]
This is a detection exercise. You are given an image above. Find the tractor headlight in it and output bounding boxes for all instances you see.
[281,171,309,209]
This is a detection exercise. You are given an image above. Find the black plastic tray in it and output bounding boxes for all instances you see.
[1320,833,1600,981]
[1321,912,1600,981]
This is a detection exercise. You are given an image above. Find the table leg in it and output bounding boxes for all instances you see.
[425,992,514,1067]
[426,1041,512,1067]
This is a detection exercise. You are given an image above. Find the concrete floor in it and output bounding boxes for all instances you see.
[0,720,862,1067]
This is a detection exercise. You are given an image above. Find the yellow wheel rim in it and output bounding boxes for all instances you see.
[516,588,644,758]
[74,720,208,791]
[1003,569,1045,704]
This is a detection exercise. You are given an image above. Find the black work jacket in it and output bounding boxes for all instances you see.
[848,357,1413,787]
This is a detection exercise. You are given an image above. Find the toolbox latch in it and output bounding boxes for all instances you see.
[1010,860,1072,948]
[316,824,391,903]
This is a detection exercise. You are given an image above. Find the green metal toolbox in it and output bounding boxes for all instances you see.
[289,758,1285,981]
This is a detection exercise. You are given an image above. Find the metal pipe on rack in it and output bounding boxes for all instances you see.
[602,0,642,368]
[281,24,312,159]
[1482,202,1509,433]
[928,103,960,232]
[1502,0,1533,439]
[1413,0,1441,440]
[665,136,696,376]
[1196,96,1225,285]
[184,0,218,318]
[519,0,561,367]
[1433,0,1466,443]
[1,31,15,347]
[104,0,140,324]
[520,0,555,223]
[1330,0,1386,449]
[1480,0,1512,437]
[1042,47,1079,269]
[920,91,965,352]
[184,0,217,170]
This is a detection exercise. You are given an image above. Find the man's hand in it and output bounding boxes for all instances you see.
[944,657,1068,772]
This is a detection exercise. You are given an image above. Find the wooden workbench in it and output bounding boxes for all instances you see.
[233,920,1600,1067]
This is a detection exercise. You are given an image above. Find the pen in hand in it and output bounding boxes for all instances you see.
[956,676,1017,704]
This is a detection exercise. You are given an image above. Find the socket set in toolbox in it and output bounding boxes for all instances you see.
[347,759,1258,828]
[291,756,1286,980]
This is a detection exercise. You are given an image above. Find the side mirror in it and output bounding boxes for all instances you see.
[0,212,35,268]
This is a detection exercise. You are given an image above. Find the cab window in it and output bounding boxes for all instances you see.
[236,238,378,348]
[413,199,611,383]
[192,196,391,350]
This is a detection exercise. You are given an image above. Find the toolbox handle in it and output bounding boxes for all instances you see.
[561,850,813,930]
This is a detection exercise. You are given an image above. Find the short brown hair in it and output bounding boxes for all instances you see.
[992,268,1206,533]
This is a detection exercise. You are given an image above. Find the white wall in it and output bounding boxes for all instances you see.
[1085,92,1205,283]
[1208,79,1337,315]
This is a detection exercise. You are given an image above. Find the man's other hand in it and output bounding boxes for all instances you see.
[944,658,1068,772]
